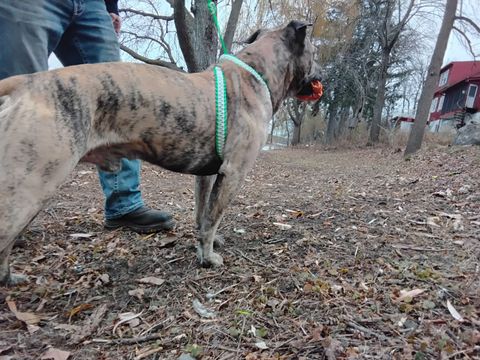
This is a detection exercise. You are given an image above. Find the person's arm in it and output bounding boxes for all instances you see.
[104,0,121,34]
[104,0,119,15]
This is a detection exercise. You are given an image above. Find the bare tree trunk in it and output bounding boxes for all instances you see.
[292,124,301,146]
[368,49,389,144]
[405,0,458,156]
[325,106,338,144]
[224,0,244,52]
[269,117,276,144]
[287,100,306,146]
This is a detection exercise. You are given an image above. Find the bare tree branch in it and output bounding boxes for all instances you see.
[119,8,174,21]
[452,26,477,58]
[119,44,185,72]
[122,31,176,63]
[455,15,480,34]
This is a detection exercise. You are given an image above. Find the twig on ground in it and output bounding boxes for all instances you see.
[347,321,389,342]
[91,333,164,345]
[391,244,450,252]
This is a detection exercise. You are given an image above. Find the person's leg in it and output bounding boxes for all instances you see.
[0,0,70,79]
[54,0,174,232]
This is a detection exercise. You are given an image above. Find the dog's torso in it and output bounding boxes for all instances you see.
[0,61,272,177]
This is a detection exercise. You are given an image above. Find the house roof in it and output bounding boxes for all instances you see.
[434,61,480,95]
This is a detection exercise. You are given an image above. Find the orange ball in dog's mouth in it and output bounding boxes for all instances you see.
[296,80,323,102]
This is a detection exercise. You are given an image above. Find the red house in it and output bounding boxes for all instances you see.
[429,61,480,132]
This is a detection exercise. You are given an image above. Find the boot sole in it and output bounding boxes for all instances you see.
[104,219,176,234]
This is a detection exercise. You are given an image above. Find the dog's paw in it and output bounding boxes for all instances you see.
[213,234,225,248]
[201,252,224,268]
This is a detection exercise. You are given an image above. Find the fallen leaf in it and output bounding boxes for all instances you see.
[426,217,440,228]
[446,300,464,322]
[113,311,143,335]
[99,274,110,284]
[272,222,292,230]
[128,288,145,300]
[136,276,165,286]
[66,303,93,319]
[53,323,82,333]
[422,300,436,310]
[254,340,268,350]
[393,289,426,303]
[192,299,215,319]
[157,236,177,248]
[69,233,94,239]
[7,300,42,325]
[40,347,71,360]
[134,346,164,360]
[69,304,108,345]
[285,209,304,218]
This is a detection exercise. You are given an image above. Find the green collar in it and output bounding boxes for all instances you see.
[219,54,271,99]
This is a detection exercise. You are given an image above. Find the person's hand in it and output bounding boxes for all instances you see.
[110,13,122,34]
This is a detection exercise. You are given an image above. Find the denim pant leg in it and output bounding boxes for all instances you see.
[0,0,70,79]
[54,0,144,219]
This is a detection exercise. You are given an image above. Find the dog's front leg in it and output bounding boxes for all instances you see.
[195,175,225,248]
[194,175,216,230]
[197,158,255,267]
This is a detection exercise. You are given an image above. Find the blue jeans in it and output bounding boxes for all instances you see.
[0,0,144,219]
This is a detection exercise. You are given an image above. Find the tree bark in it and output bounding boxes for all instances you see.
[368,49,390,144]
[325,105,338,145]
[287,100,306,146]
[292,123,301,146]
[404,0,458,156]
[224,0,244,52]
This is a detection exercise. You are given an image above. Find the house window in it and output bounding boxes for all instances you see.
[466,84,478,108]
[437,94,445,112]
[430,97,438,113]
[439,69,449,87]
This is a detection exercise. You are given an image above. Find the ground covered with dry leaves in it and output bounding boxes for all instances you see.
[1,145,479,360]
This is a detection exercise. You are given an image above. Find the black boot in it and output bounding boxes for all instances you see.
[105,206,175,233]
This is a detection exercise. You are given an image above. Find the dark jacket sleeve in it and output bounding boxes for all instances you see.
[104,0,119,15]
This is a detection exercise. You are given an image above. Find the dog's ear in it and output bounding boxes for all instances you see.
[284,20,312,54]
[244,29,262,44]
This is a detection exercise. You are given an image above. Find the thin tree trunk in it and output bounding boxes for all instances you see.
[325,106,338,144]
[224,0,243,52]
[292,124,301,146]
[269,118,275,144]
[405,0,458,156]
[368,50,389,144]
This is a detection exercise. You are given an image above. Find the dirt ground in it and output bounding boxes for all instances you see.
[1,145,479,360]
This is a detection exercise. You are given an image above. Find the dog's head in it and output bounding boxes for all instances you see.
[243,20,323,103]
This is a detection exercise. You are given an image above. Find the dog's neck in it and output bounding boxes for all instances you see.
[234,42,294,113]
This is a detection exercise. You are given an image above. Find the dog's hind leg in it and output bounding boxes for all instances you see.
[0,201,49,285]
[0,164,78,285]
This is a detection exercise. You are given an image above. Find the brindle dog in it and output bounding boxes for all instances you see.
[0,20,321,284]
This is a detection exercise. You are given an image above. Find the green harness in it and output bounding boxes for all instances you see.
[213,54,271,160]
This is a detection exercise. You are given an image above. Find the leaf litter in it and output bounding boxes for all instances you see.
[1,146,479,359]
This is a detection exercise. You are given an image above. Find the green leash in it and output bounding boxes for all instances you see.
[208,0,271,160]
[208,0,229,160]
